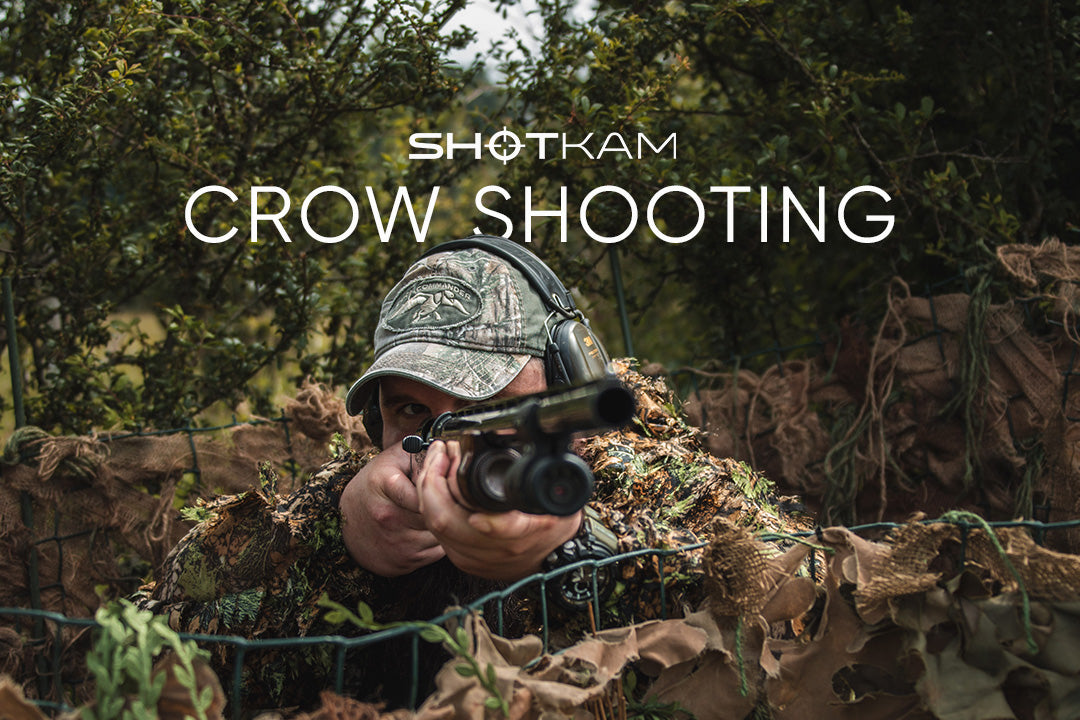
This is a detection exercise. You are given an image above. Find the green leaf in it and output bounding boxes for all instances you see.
[455,626,470,650]
[455,663,477,678]
[419,627,445,644]
[357,601,375,626]
[174,663,193,686]
[198,685,214,712]
[323,609,347,625]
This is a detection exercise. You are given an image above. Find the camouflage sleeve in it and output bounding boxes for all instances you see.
[132,448,390,707]
[134,445,507,709]
[134,450,375,640]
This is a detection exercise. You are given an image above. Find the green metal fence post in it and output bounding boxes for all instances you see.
[607,247,635,358]
[4,277,25,428]
[4,277,50,699]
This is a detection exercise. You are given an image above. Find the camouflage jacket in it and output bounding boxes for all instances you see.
[136,362,809,711]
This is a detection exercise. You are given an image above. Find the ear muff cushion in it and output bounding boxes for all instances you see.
[362,388,384,449]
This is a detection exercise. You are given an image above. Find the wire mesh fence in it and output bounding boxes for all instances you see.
[7,515,1080,718]
[2,541,706,717]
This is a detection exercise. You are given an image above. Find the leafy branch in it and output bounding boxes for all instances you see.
[82,599,213,720]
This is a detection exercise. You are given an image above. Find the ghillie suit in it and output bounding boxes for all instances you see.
[133,362,810,711]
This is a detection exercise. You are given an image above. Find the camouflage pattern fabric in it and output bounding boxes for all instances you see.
[561,361,812,633]
[346,248,552,413]
[136,361,810,711]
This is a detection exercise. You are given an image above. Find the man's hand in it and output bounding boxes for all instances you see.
[416,440,582,582]
[339,444,446,577]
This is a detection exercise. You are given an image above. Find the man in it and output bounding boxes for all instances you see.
[138,236,807,710]
[336,239,586,584]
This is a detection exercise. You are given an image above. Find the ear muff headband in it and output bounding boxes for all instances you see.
[420,235,579,319]
[419,234,611,387]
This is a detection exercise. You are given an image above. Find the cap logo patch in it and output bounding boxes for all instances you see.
[384,277,482,330]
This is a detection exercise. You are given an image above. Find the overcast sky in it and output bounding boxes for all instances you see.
[444,0,596,66]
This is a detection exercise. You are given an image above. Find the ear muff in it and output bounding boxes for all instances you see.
[547,317,611,387]
[420,235,612,388]
[362,386,384,449]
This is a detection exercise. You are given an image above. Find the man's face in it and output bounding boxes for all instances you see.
[378,360,547,449]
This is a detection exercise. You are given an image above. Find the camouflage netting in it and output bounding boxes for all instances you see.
[683,238,1080,550]
[0,381,371,617]
[274,517,1080,719]
[0,381,371,706]
[7,516,1079,719]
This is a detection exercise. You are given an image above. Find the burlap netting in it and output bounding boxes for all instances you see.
[702,517,1080,628]
[317,518,1080,720]
[996,236,1080,413]
[0,381,372,619]
[847,521,1080,625]
[683,237,1080,548]
[6,515,1080,719]
[701,519,813,620]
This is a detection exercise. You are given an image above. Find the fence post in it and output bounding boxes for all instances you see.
[4,277,51,699]
[3,277,25,428]
[607,247,635,358]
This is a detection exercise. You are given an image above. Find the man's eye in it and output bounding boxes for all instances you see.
[399,403,429,418]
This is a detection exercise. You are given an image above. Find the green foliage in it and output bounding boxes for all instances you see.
[318,593,510,717]
[1,0,474,432]
[483,0,1080,367]
[2,0,1078,432]
[82,599,212,720]
[729,460,773,505]
[178,502,211,524]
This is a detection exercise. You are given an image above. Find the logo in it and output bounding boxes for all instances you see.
[384,277,482,330]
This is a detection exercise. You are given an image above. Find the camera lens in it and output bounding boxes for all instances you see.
[544,468,577,506]
[464,450,595,516]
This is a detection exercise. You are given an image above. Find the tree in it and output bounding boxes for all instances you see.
[2,0,1077,433]
[1,0,475,431]
[483,0,1079,364]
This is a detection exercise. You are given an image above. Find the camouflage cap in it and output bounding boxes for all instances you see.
[344,247,550,415]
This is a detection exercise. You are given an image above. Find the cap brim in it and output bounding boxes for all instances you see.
[345,342,533,415]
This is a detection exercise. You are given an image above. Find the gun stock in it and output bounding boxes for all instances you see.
[402,377,635,515]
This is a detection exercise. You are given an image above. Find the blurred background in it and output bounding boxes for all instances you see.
[2,0,1078,525]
